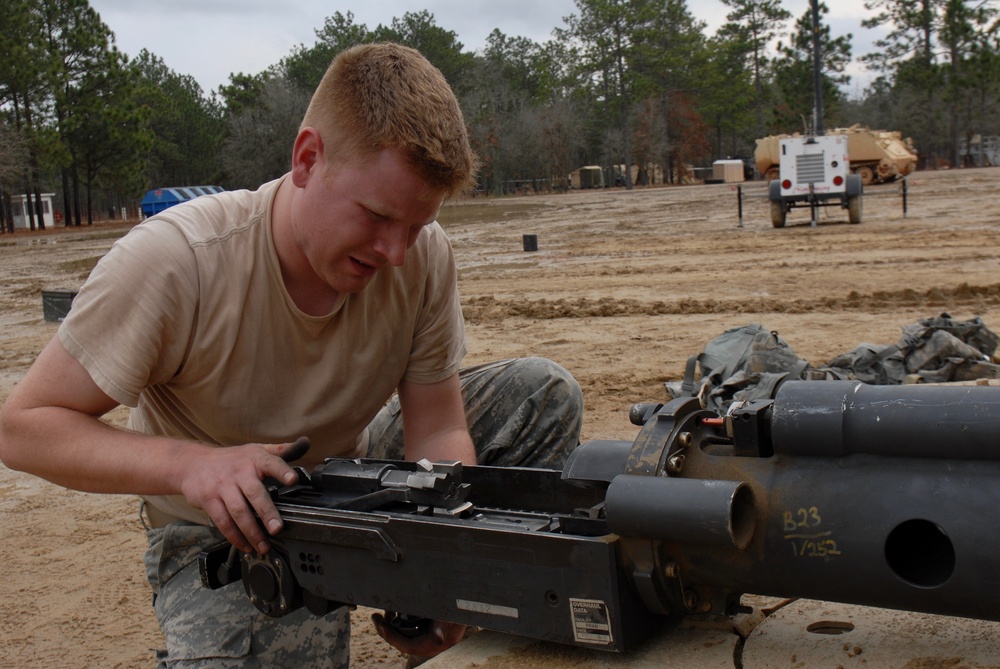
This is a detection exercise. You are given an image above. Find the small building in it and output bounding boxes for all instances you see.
[570,166,604,189]
[140,185,225,218]
[960,135,1000,167]
[712,160,746,183]
[10,192,57,229]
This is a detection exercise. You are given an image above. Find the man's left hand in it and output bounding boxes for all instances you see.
[371,611,467,658]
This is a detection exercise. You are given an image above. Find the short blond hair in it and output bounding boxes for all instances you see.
[301,43,478,198]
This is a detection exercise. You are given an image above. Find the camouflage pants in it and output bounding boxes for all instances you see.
[143,356,582,667]
[143,521,350,668]
[366,357,583,468]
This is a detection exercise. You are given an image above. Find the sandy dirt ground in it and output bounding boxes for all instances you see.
[1,167,998,668]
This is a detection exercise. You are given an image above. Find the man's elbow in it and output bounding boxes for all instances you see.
[0,399,32,472]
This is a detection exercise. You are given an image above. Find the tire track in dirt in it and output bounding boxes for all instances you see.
[463,282,1000,322]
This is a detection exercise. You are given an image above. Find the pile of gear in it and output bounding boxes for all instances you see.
[667,314,1000,414]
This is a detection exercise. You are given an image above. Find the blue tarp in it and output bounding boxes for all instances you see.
[140,185,225,217]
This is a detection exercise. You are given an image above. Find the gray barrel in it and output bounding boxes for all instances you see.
[605,475,755,549]
[772,380,1000,459]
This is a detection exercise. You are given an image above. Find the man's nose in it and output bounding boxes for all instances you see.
[373,224,408,266]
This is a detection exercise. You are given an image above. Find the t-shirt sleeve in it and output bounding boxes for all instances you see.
[403,223,467,384]
[58,220,199,407]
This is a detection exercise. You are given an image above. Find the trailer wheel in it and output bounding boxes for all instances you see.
[847,195,862,224]
[770,201,787,228]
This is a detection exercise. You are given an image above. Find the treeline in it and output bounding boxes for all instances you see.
[1,0,998,230]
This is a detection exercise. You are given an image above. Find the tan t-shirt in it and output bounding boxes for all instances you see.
[59,177,466,523]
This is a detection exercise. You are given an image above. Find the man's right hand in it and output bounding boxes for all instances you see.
[179,437,311,554]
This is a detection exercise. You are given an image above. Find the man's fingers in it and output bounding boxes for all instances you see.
[261,438,310,487]
[222,484,274,553]
[436,621,467,647]
[371,612,465,657]
[372,612,416,651]
[203,478,280,554]
[243,475,284,538]
[181,440,312,555]
[202,498,252,553]
[279,436,311,462]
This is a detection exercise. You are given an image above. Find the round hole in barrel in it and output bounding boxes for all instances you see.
[885,519,955,588]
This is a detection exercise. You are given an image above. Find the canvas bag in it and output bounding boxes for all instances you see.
[898,313,1000,382]
[668,324,810,414]
[666,316,999,416]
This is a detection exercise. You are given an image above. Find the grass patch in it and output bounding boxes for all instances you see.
[59,255,104,274]
[86,230,131,242]
[438,199,552,227]
[458,262,537,277]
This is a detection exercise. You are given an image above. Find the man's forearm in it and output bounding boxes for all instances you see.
[1,400,204,496]
[403,425,476,465]
[1,397,304,554]
[397,374,476,465]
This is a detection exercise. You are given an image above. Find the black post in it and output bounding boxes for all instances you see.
[902,177,908,219]
[811,0,824,136]
[737,185,744,228]
[809,183,818,227]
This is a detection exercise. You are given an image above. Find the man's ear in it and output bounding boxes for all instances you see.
[291,127,324,187]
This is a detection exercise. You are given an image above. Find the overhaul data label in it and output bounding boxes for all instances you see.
[569,598,613,645]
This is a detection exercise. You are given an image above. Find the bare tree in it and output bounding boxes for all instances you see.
[220,77,310,189]
[0,121,29,232]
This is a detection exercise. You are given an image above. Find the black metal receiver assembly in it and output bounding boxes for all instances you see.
[200,380,1000,651]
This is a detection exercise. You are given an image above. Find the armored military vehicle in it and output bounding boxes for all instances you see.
[755,126,917,186]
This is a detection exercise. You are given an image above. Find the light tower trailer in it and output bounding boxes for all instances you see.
[768,134,863,228]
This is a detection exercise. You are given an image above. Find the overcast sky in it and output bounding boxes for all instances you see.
[87,0,884,95]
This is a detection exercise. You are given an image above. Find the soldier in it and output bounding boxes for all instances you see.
[0,43,582,668]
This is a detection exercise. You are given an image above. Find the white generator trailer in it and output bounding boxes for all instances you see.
[767,134,863,228]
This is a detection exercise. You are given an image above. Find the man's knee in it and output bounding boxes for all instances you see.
[543,359,583,414]
[511,356,583,417]
[470,357,583,468]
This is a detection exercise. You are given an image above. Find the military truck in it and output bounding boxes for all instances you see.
[755,125,917,186]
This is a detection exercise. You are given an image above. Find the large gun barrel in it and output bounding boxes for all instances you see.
[771,381,1000,459]
[600,380,1000,626]
[200,380,1000,651]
